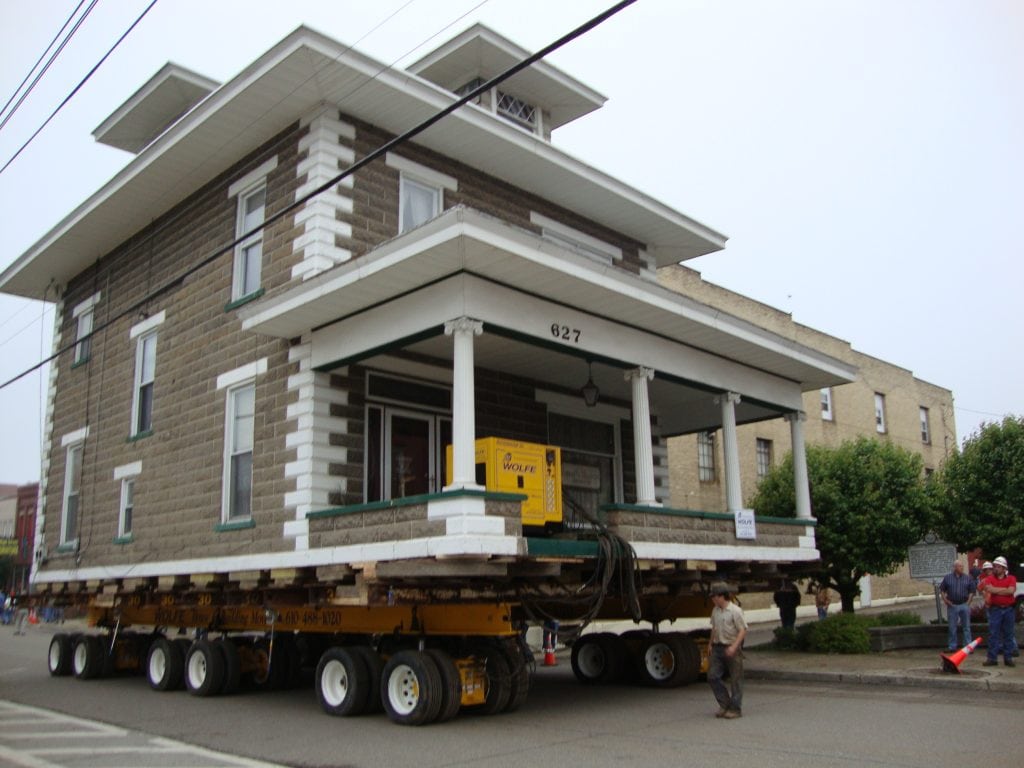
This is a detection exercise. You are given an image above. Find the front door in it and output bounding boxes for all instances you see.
[385,410,434,498]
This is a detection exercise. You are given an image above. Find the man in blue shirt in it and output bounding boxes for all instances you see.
[940,560,975,651]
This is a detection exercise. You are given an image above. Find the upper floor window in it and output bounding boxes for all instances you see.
[132,332,157,436]
[113,461,141,540]
[698,431,716,483]
[530,212,621,266]
[756,438,773,479]
[919,406,931,444]
[233,185,266,300]
[820,388,833,421]
[60,431,87,546]
[129,311,165,437]
[386,153,457,235]
[223,382,255,522]
[874,392,887,434]
[71,292,100,366]
[496,90,537,129]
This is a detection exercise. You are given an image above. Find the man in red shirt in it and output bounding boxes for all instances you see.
[981,556,1017,667]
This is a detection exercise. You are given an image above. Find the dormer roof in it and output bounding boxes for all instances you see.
[407,23,606,131]
[92,63,220,154]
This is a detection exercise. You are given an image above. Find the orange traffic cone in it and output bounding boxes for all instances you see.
[941,637,982,673]
[542,621,558,666]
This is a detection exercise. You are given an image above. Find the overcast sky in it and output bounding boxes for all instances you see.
[1,0,1021,484]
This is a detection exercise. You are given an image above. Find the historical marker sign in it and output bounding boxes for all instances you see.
[908,535,956,582]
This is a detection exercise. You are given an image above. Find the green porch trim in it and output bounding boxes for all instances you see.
[214,519,256,533]
[599,503,815,527]
[526,537,599,558]
[307,489,528,520]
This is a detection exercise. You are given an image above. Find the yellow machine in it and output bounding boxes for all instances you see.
[446,437,562,529]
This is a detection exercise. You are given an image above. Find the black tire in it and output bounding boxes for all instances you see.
[146,636,185,691]
[381,650,443,726]
[185,639,225,696]
[635,634,690,687]
[350,646,385,714]
[671,633,703,685]
[497,643,530,713]
[570,633,625,685]
[471,647,512,716]
[424,649,463,722]
[216,637,242,695]
[316,647,370,717]
[48,633,74,676]
[72,635,108,680]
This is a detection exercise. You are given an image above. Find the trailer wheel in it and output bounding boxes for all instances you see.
[469,647,512,716]
[185,639,226,696]
[349,646,384,713]
[72,635,108,680]
[316,647,370,717]
[635,634,689,687]
[669,633,702,685]
[381,650,443,726]
[146,637,184,691]
[497,643,530,713]
[570,633,624,685]
[216,637,242,695]
[424,649,462,722]
[48,633,74,676]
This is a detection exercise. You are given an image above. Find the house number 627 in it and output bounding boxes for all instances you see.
[550,323,581,343]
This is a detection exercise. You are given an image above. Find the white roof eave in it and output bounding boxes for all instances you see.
[1,26,727,301]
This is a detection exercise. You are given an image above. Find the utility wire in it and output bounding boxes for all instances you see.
[0,0,637,391]
[0,0,98,133]
[0,0,159,177]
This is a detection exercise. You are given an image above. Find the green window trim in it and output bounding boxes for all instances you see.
[71,357,90,369]
[113,535,134,545]
[126,429,154,443]
[214,518,256,533]
[224,288,265,313]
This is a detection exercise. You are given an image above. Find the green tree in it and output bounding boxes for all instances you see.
[937,416,1024,567]
[751,437,934,612]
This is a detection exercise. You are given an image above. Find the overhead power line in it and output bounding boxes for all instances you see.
[0,0,636,392]
[0,0,98,133]
[0,0,159,178]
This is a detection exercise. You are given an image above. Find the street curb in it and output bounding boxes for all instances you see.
[746,667,1022,693]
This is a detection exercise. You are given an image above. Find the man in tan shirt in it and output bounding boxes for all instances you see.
[708,582,748,719]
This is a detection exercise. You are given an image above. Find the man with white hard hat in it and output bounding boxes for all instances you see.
[981,556,1017,667]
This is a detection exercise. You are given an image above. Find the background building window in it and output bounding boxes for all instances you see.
[224,383,255,521]
[697,431,716,483]
[820,387,833,421]
[62,444,82,545]
[919,406,931,444]
[132,332,157,435]
[874,392,887,433]
[233,185,266,299]
[119,478,134,538]
[756,438,773,479]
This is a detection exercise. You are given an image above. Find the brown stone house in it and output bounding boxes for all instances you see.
[0,25,856,603]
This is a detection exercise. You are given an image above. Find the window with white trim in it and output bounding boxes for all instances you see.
[756,438,773,479]
[698,431,716,483]
[232,184,266,300]
[74,308,93,365]
[530,212,621,266]
[919,406,931,444]
[874,392,887,433]
[820,388,833,421]
[61,443,83,545]
[223,382,255,522]
[119,478,135,538]
[386,154,457,235]
[495,90,537,129]
[132,331,157,436]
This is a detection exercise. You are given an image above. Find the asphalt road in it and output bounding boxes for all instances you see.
[1,625,1018,768]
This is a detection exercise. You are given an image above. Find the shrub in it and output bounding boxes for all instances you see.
[771,627,802,650]
[800,613,871,654]
[870,611,922,627]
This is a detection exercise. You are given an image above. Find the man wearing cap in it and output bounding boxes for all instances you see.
[939,560,975,652]
[981,556,1017,667]
[708,582,747,719]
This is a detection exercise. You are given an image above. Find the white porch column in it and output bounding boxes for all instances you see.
[625,366,660,507]
[717,392,743,512]
[444,317,484,491]
[785,411,813,519]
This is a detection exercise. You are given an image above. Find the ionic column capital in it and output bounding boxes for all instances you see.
[444,317,483,336]
[624,366,655,382]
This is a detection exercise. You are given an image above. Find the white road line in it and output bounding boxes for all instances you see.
[0,744,64,768]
